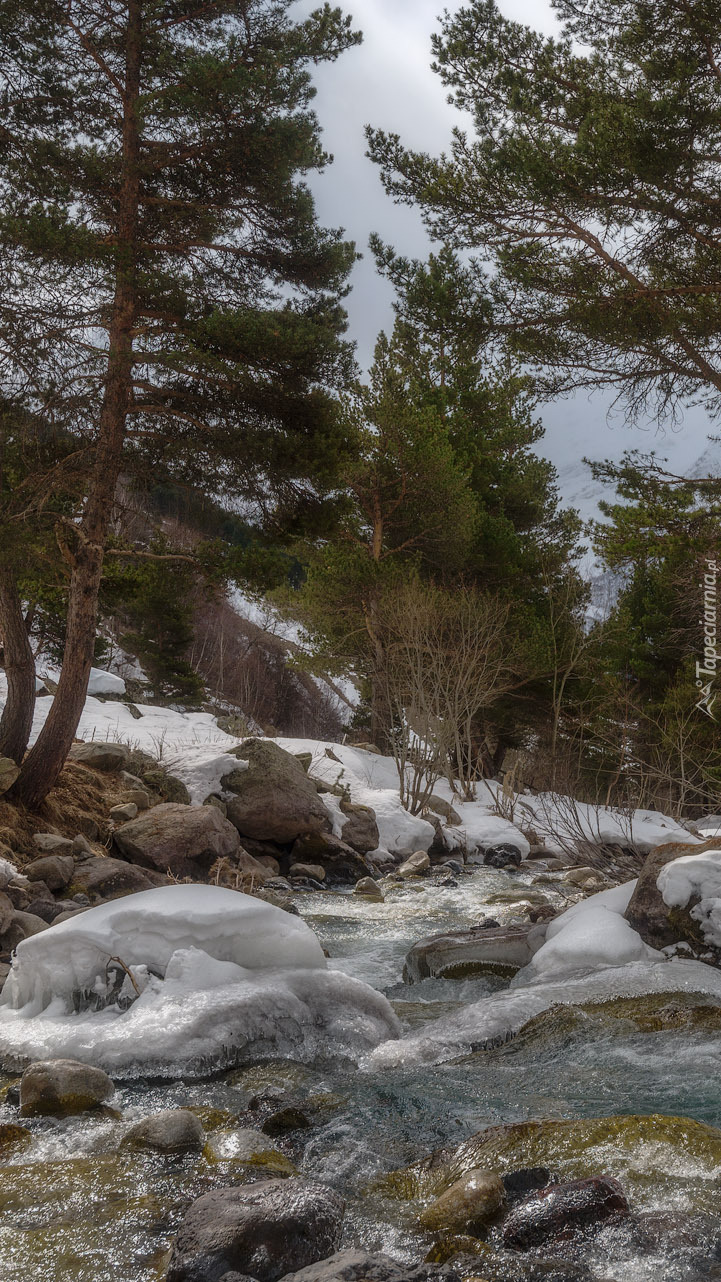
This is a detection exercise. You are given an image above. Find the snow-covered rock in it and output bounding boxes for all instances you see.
[657,848,721,950]
[86,667,127,697]
[522,881,662,981]
[0,886,400,1076]
[2,885,326,1014]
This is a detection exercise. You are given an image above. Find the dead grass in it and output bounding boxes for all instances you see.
[0,763,129,864]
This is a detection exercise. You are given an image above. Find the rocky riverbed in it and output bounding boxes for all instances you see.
[1,862,721,1281]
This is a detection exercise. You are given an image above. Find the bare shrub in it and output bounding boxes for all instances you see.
[372,580,521,811]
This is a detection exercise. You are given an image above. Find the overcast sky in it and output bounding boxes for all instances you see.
[298,0,715,516]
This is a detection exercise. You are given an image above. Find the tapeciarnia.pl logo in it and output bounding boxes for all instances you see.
[696,558,718,720]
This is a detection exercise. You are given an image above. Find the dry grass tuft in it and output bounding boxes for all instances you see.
[0,763,128,864]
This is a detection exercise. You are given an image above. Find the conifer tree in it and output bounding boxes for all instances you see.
[0,0,360,805]
[367,0,721,420]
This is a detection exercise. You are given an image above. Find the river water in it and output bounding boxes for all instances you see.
[2,867,721,1281]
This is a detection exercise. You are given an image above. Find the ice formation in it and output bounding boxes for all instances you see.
[0,886,400,1075]
[366,958,721,1070]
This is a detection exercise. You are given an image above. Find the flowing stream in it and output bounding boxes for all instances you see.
[2,868,721,1281]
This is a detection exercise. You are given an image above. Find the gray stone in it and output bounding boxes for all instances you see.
[109,802,138,823]
[72,834,95,856]
[166,1178,345,1282]
[72,856,163,902]
[403,923,546,983]
[68,741,129,771]
[0,758,19,795]
[113,803,240,877]
[118,788,151,812]
[354,877,384,902]
[25,854,75,891]
[339,801,379,855]
[398,851,431,879]
[20,1058,114,1117]
[32,833,73,855]
[222,739,331,845]
[123,1108,205,1155]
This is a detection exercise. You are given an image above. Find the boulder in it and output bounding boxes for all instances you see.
[398,851,431,879]
[123,1108,205,1155]
[403,923,546,984]
[339,801,380,855]
[25,854,75,891]
[113,803,240,877]
[2,910,47,951]
[290,832,370,884]
[72,855,164,902]
[502,1176,629,1249]
[625,838,720,949]
[419,1169,506,1232]
[32,833,73,855]
[278,1252,460,1282]
[289,863,326,882]
[68,741,129,771]
[222,740,331,845]
[483,843,523,869]
[0,757,19,795]
[354,877,384,902]
[20,1058,114,1117]
[165,1178,345,1282]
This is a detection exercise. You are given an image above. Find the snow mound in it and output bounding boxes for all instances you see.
[1,885,326,1015]
[521,881,661,980]
[366,958,721,1071]
[0,886,400,1076]
[658,848,721,948]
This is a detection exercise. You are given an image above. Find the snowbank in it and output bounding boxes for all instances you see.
[658,848,721,948]
[0,886,400,1076]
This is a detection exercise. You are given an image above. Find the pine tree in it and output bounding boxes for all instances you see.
[367,0,721,420]
[0,0,360,805]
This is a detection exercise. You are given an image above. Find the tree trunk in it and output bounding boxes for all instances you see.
[9,2,142,809]
[0,570,36,764]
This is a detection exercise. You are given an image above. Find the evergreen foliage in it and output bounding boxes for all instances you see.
[0,0,361,803]
[367,0,721,420]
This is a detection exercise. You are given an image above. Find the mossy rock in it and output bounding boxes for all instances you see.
[383,1113,721,1210]
[0,1122,31,1157]
[493,991,721,1058]
[140,769,190,805]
